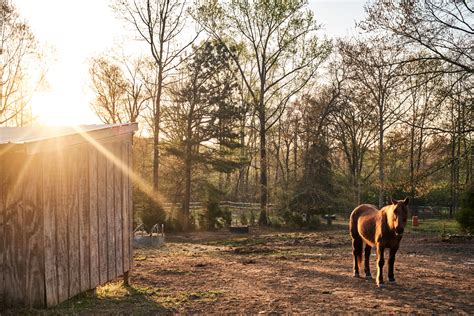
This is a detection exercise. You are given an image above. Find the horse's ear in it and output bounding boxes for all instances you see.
[390,197,398,205]
[403,197,410,205]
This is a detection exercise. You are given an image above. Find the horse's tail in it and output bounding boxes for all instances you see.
[349,207,360,239]
[349,206,363,269]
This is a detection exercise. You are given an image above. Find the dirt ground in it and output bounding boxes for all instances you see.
[130,226,474,314]
[4,222,474,314]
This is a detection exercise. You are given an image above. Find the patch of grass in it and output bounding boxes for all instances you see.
[207,232,305,247]
[134,254,148,261]
[156,289,225,308]
[50,281,169,313]
[152,268,189,275]
[407,219,461,235]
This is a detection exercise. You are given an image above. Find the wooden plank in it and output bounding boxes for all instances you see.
[128,140,134,269]
[24,156,46,307]
[89,146,100,288]
[78,144,90,292]
[97,147,108,284]
[56,150,69,303]
[106,142,117,280]
[0,157,5,307]
[3,155,27,306]
[122,142,130,272]
[67,146,80,298]
[114,142,123,276]
[43,152,59,307]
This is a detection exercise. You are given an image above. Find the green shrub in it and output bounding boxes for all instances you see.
[201,200,222,230]
[135,192,166,232]
[240,213,248,225]
[456,184,474,233]
[249,210,256,225]
[307,215,320,230]
[282,211,304,228]
[221,208,232,228]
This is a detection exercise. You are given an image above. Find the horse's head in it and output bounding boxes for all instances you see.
[389,197,410,236]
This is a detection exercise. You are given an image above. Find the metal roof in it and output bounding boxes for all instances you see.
[0,123,138,154]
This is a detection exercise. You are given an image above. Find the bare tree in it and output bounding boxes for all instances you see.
[196,0,331,224]
[89,57,128,123]
[361,0,474,75]
[114,0,200,191]
[339,38,409,207]
[0,1,44,126]
[89,55,150,124]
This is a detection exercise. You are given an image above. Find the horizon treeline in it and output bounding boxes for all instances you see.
[2,0,472,228]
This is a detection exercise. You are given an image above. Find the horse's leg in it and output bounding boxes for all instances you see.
[376,244,385,287]
[388,246,399,283]
[364,245,372,278]
[352,237,363,277]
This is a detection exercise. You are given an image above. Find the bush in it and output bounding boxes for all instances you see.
[199,202,233,230]
[282,211,304,228]
[456,184,474,233]
[221,208,232,227]
[240,213,248,225]
[135,191,166,232]
[200,200,221,230]
[249,210,256,225]
[307,215,320,230]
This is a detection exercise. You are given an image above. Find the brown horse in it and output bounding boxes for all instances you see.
[349,197,409,287]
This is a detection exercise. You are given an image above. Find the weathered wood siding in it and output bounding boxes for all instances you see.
[0,135,133,308]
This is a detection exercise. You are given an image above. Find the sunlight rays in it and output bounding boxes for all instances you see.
[1,124,167,213]
[70,125,167,208]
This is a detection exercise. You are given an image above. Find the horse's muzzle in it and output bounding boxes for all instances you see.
[395,228,404,236]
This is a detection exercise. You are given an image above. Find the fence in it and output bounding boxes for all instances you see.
[162,201,276,226]
[410,205,455,219]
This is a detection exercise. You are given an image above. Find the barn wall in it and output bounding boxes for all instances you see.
[0,156,5,307]
[0,133,134,308]
[0,153,45,308]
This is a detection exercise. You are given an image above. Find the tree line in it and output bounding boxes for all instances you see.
[2,0,472,229]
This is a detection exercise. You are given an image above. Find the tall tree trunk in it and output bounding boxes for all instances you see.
[151,22,165,191]
[409,118,416,199]
[183,154,192,230]
[378,107,385,208]
[258,109,269,225]
[182,116,193,230]
[152,89,161,191]
[450,133,456,218]
[293,123,298,182]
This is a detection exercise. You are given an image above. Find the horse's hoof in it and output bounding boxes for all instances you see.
[365,274,372,279]
[377,283,385,288]
[353,272,360,278]
[389,280,397,285]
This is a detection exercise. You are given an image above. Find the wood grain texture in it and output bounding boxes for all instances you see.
[78,144,91,292]
[0,157,5,307]
[106,142,117,280]
[89,146,100,288]
[128,140,134,269]
[114,142,123,276]
[0,130,135,307]
[3,155,28,305]
[97,148,108,284]
[55,150,69,303]
[23,157,45,307]
[67,146,80,298]
[42,153,59,307]
[121,141,130,272]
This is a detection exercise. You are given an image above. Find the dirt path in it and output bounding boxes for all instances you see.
[126,226,473,314]
[4,225,473,314]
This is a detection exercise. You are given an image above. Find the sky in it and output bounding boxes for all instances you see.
[14,0,367,126]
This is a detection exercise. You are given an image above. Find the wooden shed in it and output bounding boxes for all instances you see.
[0,123,137,308]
